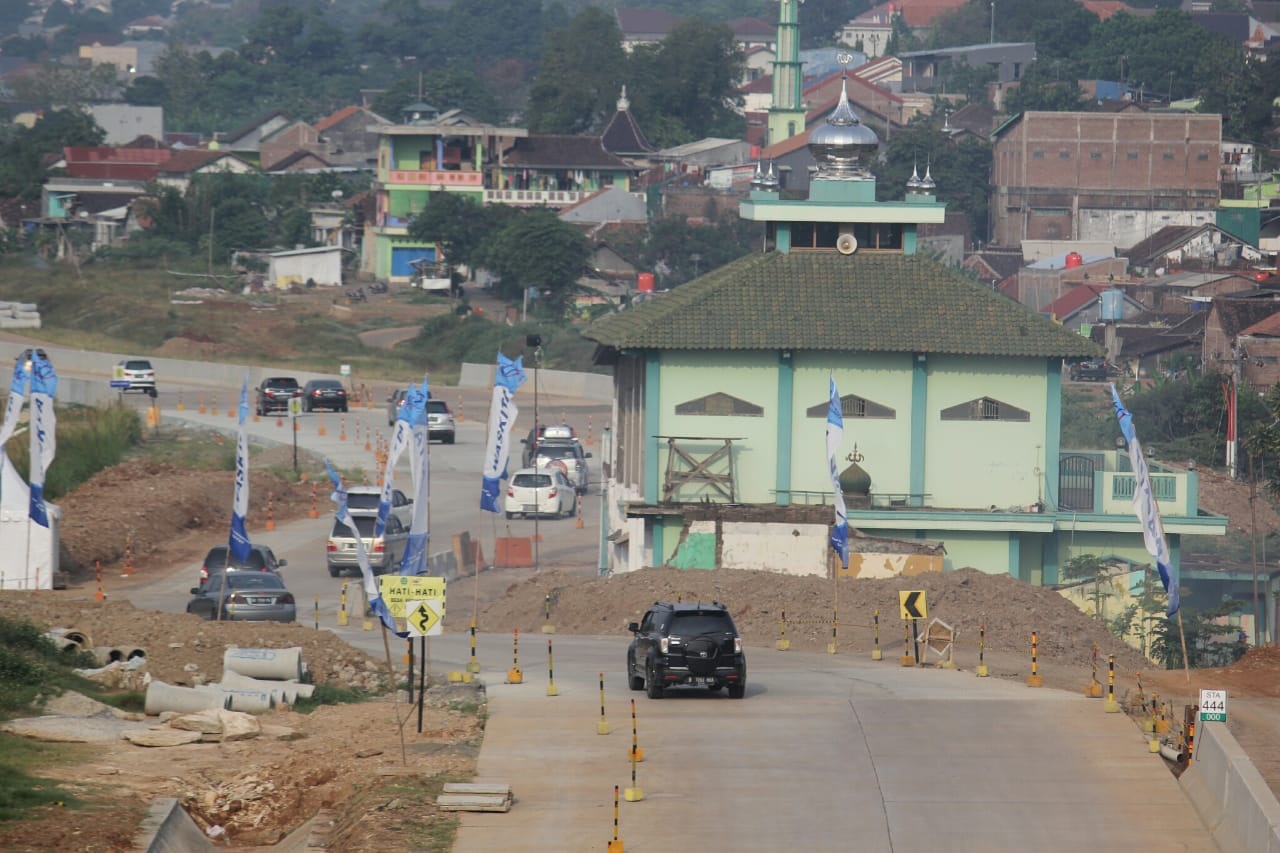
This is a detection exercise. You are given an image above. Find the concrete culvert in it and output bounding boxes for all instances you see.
[223,646,303,681]
[144,682,224,716]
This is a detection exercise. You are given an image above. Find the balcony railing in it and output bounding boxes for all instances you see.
[483,188,588,207]
[386,169,483,187]
[1059,450,1196,516]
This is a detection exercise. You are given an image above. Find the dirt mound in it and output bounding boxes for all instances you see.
[471,565,1153,672]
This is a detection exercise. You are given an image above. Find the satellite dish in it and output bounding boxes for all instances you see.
[836,233,858,255]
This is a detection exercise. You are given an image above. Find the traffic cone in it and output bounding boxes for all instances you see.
[340,415,347,441]
[95,561,106,601]
[317,413,327,437]
[265,493,276,531]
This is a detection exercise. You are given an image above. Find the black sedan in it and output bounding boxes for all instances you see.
[187,570,297,622]
[302,379,349,412]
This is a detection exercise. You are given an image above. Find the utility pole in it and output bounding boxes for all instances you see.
[990,1,995,43]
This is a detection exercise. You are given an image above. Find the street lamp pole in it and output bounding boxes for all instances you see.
[527,334,543,571]
[990,1,995,43]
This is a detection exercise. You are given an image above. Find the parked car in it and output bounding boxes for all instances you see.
[256,376,301,415]
[344,484,414,528]
[302,379,349,412]
[627,601,747,699]
[1069,360,1110,382]
[114,358,157,397]
[187,570,297,622]
[386,390,457,443]
[198,544,287,586]
[503,467,577,519]
[531,439,591,494]
[326,513,408,577]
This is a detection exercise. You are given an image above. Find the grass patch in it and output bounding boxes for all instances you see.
[291,683,384,713]
[5,404,142,501]
[0,737,92,820]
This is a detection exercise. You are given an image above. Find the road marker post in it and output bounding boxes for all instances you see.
[900,619,913,667]
[827,604,838,655]
[628,698,644,763]
[338,583,349,626]
[871,608,882,660]
[198,391,206,414]
[545,638,558,696]
[607,786,624,853]
[265,493,275,531]
[95,561,106,601]
[542,593,555,633]
[505,629,523,683]
[467,618,480,673]
[1027,631,1043,687]
[624,700,644,802]
[1104,654,1120,712]
[210,393,217,416]
[976,618,989,677]
[597,672,610,734]
[308,483,319,518]
[775,609,790,651]
[122,534,135,577]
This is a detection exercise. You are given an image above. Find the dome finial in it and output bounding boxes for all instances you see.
[617,86,629,112]
[807,54,880,180]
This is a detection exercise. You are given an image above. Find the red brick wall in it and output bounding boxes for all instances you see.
[992,112,1222,245]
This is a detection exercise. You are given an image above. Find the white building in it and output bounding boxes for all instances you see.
[267,246,343,289]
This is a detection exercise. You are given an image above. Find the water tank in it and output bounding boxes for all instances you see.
[1099,288,1124,321]
[1064,252,1083,269]
[637,273,655,293]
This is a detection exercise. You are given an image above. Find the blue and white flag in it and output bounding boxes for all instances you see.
[826,376,849,569]
[480,353,526,513]
[0,355,30,449]
[399,379,430,576]
[27,352,57,528]
[326,458,405,636]
[1110,384,1177,616]
[375,390,413,539]
[228,375,252,563]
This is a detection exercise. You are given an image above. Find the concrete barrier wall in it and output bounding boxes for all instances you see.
[1180,721,1280,853]
[459,362,612,402]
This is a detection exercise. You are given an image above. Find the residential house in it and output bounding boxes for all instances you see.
[259,119,320,172]
[1012,251,1128,313]
[77,39,165,75]
[219,110,293,160]
[313,105,390,170]
[496,135,639,204]
[560,187,647,310]
[614,8,775,54]
[838,0,969,57]
[1041,283,1145,332]
[1122,224,1258,277]
[1080,1,1152,21]
[60,144,171,181]
[990,111,1222,248]
[897,43,1037,94]
[962,248,1024,291]
[584,78,1226,587]
[1203,292,1280,377]
[267,246,343,289]
[265,149,333,174]
[1234,311,1280,388]
[1129,271,1256,315]
[154,149,258,193]
[40,176,148,249]
[600,89,655,170]
[122,15,170,37]
[1192,12,1280,58]
[1099,312,1206,379]
[364,104,526,281]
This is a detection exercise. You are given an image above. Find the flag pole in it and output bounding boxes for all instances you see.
[1178,609,1190,682]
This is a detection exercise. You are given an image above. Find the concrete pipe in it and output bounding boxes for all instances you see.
[220,670,315,703]
[219,688,275,714]
[46,628,92,652]
[144,681,224,716]
[45,633,83,654]
[121,647,146,662]
[223,646,303,681]
[92,647,126,665]
[1159,743,1184,763]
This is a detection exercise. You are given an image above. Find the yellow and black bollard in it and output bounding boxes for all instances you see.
[624,699,644,802]
[607,785,624,853]
[546,638,558,696]
[628,697,644,763]
[313,595,319,630]
[597,672,610,735]
[1185,706,1197,764]
[338,582,349,626]
[542,593,555,634]
[1027,631,1043,687]
[466,618,480,674]
[405,639,414,703]
[900,619,913,667]
[775,609,790,651]
[1104,653,1120,712]
[976,618,989,677]
[871,608,882,661]
[827,605,838,655]
[506,629,523,683]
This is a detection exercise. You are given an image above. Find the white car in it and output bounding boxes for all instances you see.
[503,467,577,519]
[344,485,414,529]
[113,358,157,397]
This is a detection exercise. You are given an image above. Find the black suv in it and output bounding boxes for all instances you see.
[627,601,747,699]
[256,376,301,415]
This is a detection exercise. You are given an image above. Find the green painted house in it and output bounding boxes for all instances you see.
[584,76,1227,594]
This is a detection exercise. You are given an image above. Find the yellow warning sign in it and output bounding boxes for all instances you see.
[899,590,927,620]
[378,575,445,618]
[405,600,442,637]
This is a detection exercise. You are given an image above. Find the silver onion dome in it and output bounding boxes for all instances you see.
[808,76,879,180]
[906,163,925,194]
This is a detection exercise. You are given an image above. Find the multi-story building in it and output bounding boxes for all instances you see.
[990,111,1222,248]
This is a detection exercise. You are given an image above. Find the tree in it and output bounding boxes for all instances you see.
[1195,41,1272,143]
[1003,75,1088,113]
[799,0,870,48]
[481,209,590,313]
[628,18,745,145]
[0,110,104,199]
[1079,10,1205,103]
[408,193,517,271]
[526,7,627,134]
[373,70,502,123]
[9,62,121,109]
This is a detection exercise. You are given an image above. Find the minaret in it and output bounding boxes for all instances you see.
[768,0,807,147]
